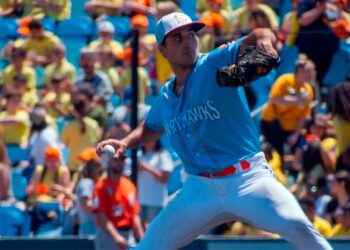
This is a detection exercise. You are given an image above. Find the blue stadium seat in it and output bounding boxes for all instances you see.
[55,16,93,39]
[323,41,350,87]
[147,15,157,34]
[179,0,197,21]
[6,146,30,166]
[35,66,45,89]
[11,168,28,201]
[41,17,56,33]
[60,38,87,70]
[0,205,24,236]
[71,0,89,17]
[0,18,18,40]
[276,45,299,77]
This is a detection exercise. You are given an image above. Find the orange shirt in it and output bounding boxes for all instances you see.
[94,176,140,228]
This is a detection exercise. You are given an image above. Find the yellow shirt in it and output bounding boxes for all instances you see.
[120,66,150,103]
[100,66,120,87]
[155,50,173,85]
[314,216,332,237]
[224,221,279,238]
[88,39,123,55]
[333,115,350,154]
[42,92,72,120]
[234,3,278,32]
[268,150,287,186]
[44,59,76,86]
[15,32,61,57]
[0,64,36,91]
[262,74,313,131]
[0,0,22,11]
[197,0,231,12]
[331,223,350,237]
[0,109,30,146]
[23,0,71,21]
[21,91,38,109]
[92,0,124,16]
[28,164,69,204]
[61,117,100,171]
[282,11,299,46]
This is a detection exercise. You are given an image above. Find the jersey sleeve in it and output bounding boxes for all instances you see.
[145,94,164,132]
[205,37,244,68]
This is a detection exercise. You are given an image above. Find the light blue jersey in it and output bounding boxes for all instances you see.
[145,40,261,175]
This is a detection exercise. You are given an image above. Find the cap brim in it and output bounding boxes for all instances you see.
[161,21,205,44]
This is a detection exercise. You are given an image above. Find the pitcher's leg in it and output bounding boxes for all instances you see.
[135,178,228,250]
[227,172,332,250]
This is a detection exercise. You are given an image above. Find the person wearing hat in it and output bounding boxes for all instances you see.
[6,18,62,67]
[88,21,123,57]
[27,146,70,206]
[97,12,332,249]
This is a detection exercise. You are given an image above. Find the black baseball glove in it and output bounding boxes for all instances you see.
[216,46,280,87]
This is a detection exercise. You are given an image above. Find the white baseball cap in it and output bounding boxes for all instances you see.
[156,12,205,44]
[98,21,115,33]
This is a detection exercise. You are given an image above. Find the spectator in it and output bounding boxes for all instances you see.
[88,21,124,56]
[6,19,62,67]
[0,89,30,147]
[0,0,23,17]
[233,0,278,36]
[76,158,105,236]
[107,87,150,139]
[42,74,72,120]
[280,0,300,46]
[0,47,36,93]
[293,116,337,180]
[137,140,174,228]
[85,0,156,19]
[337,144,350,173]
[26,146,71,206]
[262,142,287,185]
[75,48,113,110]
[299,197,333,237]
[331,202,350,237]
[118,48,151,103]
[98,48,121,89]
[94,157,144,250]
[74,85,109,137]
[328,81,350,155]
[23,0,71,21]
[325,171,350,224]
[295,0,347,85]
[199,12,225,53]
[43,44,76,88]
[61,89,101,178]
[196,0,232,15]
[11,74,38,111]
[261,56,315,156]
[199,0,233,36]
[28,104,61,166]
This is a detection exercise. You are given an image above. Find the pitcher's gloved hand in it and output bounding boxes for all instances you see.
[217,46,280,87]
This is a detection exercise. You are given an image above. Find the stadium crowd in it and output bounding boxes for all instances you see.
[0,0,350,247]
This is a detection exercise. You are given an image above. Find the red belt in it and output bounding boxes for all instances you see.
[199,160,251,178]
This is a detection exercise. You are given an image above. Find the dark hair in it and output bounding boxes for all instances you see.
[334,170,350,194]
[28,19,43,29]
[75,84,95,101]
[10,47,26,58]
[328,81,350,120]
[142,139,162,152]
[82,158,104,179]
[13,74,27,84]
[249,9,272,29]
[299,197,316,209]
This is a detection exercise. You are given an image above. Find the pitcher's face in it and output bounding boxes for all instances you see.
[159,27,199,67]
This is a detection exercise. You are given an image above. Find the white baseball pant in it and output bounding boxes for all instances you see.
[135,152,333,250]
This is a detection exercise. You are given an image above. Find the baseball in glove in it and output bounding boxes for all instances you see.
[216,46,280,87]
